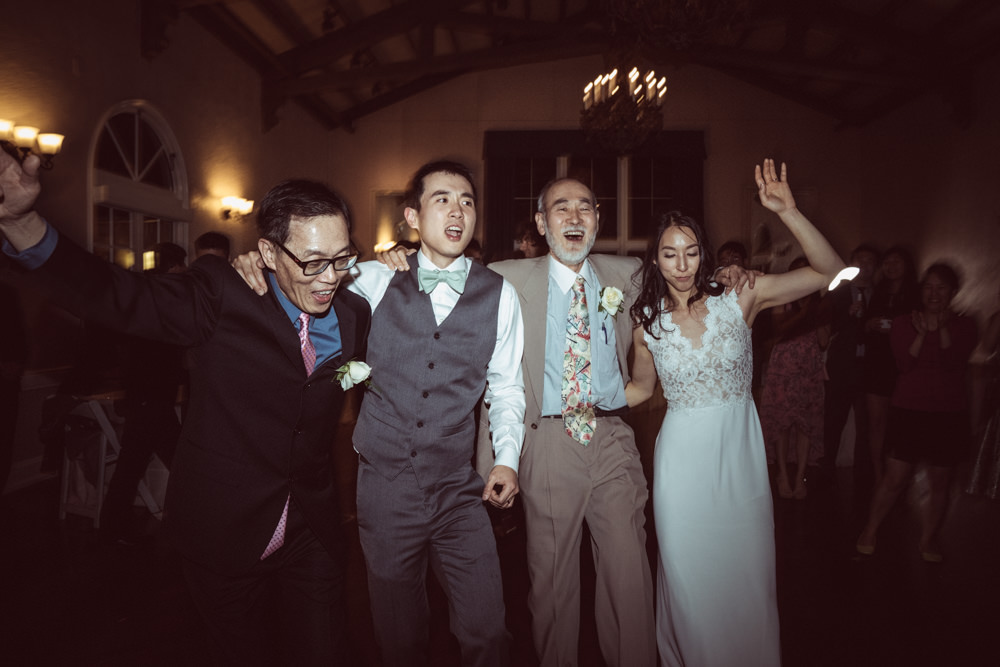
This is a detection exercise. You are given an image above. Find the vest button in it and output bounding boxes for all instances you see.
[410,450,417,457]
[422,391,429,398]
[530,423,537,430]
[434,332,441,339]
[428,362,435,369]
[417,421,424,428]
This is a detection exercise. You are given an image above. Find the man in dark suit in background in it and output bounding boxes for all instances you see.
[0,150,371,666]
[100,241,188,545]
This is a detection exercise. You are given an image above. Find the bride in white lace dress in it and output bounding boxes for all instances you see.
[626,160,847,666]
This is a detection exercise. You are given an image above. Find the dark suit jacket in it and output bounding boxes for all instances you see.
[32,236,371,572]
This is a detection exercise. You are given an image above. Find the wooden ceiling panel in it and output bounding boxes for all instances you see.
[148,0,999,132]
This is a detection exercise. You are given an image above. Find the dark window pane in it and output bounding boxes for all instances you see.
[93,243,110,263]
[159,220,174,243]
[629,156,684,241]
[531,159,555,192]
[95,128,130,178]
[113,208,131,248]
[631,159,651,198]
[93,205,111,246]
[144,145,174,189]
[513,157,532,195]
[513,157,556,227]
[143,218,159,249]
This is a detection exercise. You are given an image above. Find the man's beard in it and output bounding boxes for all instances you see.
[545,227,595,267]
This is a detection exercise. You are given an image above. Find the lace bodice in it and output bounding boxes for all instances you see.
[644,291,753,413]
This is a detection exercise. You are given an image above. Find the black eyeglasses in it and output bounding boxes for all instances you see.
[274,241,359,276]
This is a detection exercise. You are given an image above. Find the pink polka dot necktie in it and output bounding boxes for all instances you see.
[261,313,315,560]
[562,275,595,445]
[298,312,316,375]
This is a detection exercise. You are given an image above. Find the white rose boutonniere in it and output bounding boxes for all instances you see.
[334,359,373,391]
[599,286,624,319]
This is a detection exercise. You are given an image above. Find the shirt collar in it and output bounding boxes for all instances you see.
[416,250,469,274]
[267,271,310,329]
[548,254,596,294]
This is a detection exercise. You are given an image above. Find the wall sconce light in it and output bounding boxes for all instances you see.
[0,118,64,169]
[221,196,254,219]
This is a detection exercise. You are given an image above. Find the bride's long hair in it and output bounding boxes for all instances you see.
[630,211,723,337]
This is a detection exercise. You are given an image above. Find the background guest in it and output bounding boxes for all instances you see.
[822,244,879,485]
[760,256,830,499]
[716,239,748,268]
[966,285,1000,498]
[862,246,919,486]
[856,263,978,561]
[193,231,231,260]
[100,242,187,545]
[516,218,548,259]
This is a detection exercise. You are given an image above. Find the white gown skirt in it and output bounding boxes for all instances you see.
[653,399,781,667]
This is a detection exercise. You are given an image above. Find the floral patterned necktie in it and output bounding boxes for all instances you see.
[562,275,595,445]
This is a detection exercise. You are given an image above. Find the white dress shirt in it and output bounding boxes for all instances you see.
[347,251,526,472]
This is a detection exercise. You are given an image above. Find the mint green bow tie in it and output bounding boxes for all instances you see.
[417,267,467,294]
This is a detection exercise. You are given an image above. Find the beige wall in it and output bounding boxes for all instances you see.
[3,1,999,490]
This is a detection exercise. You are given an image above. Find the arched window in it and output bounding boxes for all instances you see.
[90,101,189,270]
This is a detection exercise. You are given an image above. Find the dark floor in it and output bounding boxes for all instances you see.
[1,463,998,667]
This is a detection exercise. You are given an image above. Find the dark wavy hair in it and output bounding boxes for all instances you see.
[256,179,352,244]
[921,262,961,294]
[631,211,724,336]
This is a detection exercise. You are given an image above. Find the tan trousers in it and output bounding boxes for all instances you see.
[520,416,656,667]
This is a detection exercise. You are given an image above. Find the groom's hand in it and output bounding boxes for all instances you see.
[483,465,519,508]
[376,244,414,272]
[232,250,269,295]
[715,264,761,294]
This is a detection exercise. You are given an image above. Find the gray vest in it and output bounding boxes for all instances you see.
[354,255,503,487]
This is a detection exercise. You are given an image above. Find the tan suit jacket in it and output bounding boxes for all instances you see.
[478,254,641,475]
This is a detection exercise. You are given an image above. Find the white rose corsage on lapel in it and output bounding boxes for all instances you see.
[598,286,624,319]
[334,359,374,391]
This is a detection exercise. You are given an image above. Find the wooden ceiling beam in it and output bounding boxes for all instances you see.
[277,32,609,96]
[336,73,460,129]
[710,64,856,127]
[684,45,927,89]
[276,0,479,75]
[184,3,347,131]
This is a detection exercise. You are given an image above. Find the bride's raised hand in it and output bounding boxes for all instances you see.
[755,159,797,216]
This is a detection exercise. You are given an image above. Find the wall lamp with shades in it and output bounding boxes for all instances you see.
[0,119,65,170]
[221,196,254,220]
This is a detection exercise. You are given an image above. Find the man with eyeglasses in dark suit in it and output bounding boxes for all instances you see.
[0,150,371,666]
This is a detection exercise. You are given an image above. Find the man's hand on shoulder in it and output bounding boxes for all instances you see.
[376,244,414,272]
[715,264,762,294]
[232,250,269,295]
[482,464,519,509]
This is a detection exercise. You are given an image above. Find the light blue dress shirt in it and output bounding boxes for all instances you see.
[541,256,627,417]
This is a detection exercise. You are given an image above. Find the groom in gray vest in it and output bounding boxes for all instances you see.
[350,161,526,667]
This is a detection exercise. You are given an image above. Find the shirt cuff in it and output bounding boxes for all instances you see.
[1,221,58,269]
[492,441,520,473]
